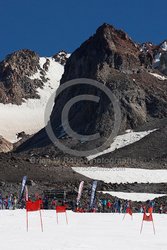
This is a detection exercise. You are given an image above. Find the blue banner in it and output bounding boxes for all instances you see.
[20,176,27,200]
[90,180,98,209]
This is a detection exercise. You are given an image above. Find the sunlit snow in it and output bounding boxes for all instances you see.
[150,72,167,81]
[100,191,167,202]
[0,57,64,142]
[72,167,167,184]
[0,210,166,250]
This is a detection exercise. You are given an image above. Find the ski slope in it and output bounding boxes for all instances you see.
[0,210,167,250]
[0,57,64,142]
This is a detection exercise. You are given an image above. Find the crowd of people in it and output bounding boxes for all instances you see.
[0,194,18,210]
[75,198,162,213]
[0,193,166,214]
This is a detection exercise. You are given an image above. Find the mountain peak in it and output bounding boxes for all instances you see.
[61,23,141,84]
[94,23,138,53]
[97,23,130,40]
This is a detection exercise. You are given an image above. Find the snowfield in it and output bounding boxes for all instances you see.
[100,191,167,202]
[72,167,167,184]
[0,210,167,250]
[0,57,64,142]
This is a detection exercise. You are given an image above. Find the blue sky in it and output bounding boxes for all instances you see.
[0,0,166,60]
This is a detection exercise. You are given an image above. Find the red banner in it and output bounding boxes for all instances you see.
[126,208,133,216]
[56,206,66,213]
[56,206,68,224]
[143,213,153,222]
[26,200,41,212]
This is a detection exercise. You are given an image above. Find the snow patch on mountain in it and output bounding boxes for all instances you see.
[72,167,167,184]
[149,72,167,81]
[153,41,167,67]
[100,191,167,202]
[153,53,161,67]
[161,41,167,51]
[87,129,156,160]
[0,57,64,142]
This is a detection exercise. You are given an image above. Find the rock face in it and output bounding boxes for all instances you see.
[49,23,167,138]
[157,40,167,75]
[0,49,69,105]
[52,51,69,66]
[159,52,167,75]
[139,40,167,74]
[0,49,43,104]
[17,23,167,153]
[61,24,141,77]
[0,136,13,153]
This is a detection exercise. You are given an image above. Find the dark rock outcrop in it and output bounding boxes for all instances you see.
[159,51,167,75]
[52,51,69,66]
[0,49,45,104]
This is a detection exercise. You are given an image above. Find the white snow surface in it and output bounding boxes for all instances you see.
[0,57,64,142]
[153,53,161,67]
[100,191,167,202]
[0,210,167,250]
[87,129,156,160]
[153,41,167,67]
[161,41,167,51]
[149,72,167,81]
[72,167,167,184]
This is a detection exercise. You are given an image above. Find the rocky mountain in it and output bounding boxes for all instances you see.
[0,49,69,104]
[17,23,167,156]
[139,40,167,74]
[158,41,167,75]
[0,49,42,105]
[0,49,69,142]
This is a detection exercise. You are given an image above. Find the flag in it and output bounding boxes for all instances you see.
[56,206,68,224]
[140,212,155,234]
[20,176,27,200]
[143,213,153,222]
[90,180,98,209]
[26,199,44,232]
[76,181,84,205]
[126,207,133,216]
[56,206,66,213]
[26,200,41,212]
[148,207,153,214]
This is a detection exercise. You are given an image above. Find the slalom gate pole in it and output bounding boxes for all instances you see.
[140,220,144,234]
[26,210,29,232]
[65,211,68,224]
[122,213,126,221]
[152,220,156,235]
[39,210,43,232]
[56,212,59,224]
